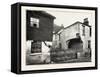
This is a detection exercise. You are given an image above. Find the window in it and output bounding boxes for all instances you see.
[76,33,80,38]
[82,26,85,36]
[30,17,39,28]
[59,43,62,49]
[31,41,41,53]
[88,40,91,49]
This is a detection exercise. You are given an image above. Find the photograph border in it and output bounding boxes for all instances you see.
[11,2,98,74]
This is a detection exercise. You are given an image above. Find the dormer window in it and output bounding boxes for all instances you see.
[30,17,39,28]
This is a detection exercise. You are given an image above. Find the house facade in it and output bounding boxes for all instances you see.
[52,18,91,60]
[26,11,55,64]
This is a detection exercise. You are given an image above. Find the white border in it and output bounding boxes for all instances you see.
[21,6,95,71]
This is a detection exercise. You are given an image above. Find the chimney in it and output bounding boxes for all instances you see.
[83,18,89,25]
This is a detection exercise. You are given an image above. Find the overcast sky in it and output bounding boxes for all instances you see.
[44,9,95,27]
[23,6,95,28]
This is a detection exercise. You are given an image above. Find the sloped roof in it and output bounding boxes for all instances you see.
[54,21,91,34]
[40,11,56,19]
[64,21,91,29]
[29,10,56,19]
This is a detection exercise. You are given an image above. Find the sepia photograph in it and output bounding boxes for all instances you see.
[25,9,93,65]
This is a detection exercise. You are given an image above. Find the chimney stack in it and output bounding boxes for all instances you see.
[83,18,89,25]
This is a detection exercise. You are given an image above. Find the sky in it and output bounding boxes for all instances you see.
[44,8,95,27]
[22,6,95,28]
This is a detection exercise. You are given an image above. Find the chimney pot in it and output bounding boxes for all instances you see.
[83,18,89,25]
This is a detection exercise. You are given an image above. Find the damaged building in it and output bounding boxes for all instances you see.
[26,11,55,65]
[51,18,91,63]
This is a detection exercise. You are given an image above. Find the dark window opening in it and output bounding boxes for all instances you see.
[88,40,91,49]
[59,43,62,49]
[83,26,85,36]
[76,33,80,38]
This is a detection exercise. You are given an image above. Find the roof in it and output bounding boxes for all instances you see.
[54,21,91,34]
[64,21,91,29]
[29,10,56,19]
[40,11,56,19]
[53,24,64,34]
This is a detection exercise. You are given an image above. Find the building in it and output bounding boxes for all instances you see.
[52,24,64,49]
[51,18,91,62]
[27,10,55,41]
[26,11,55,64]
